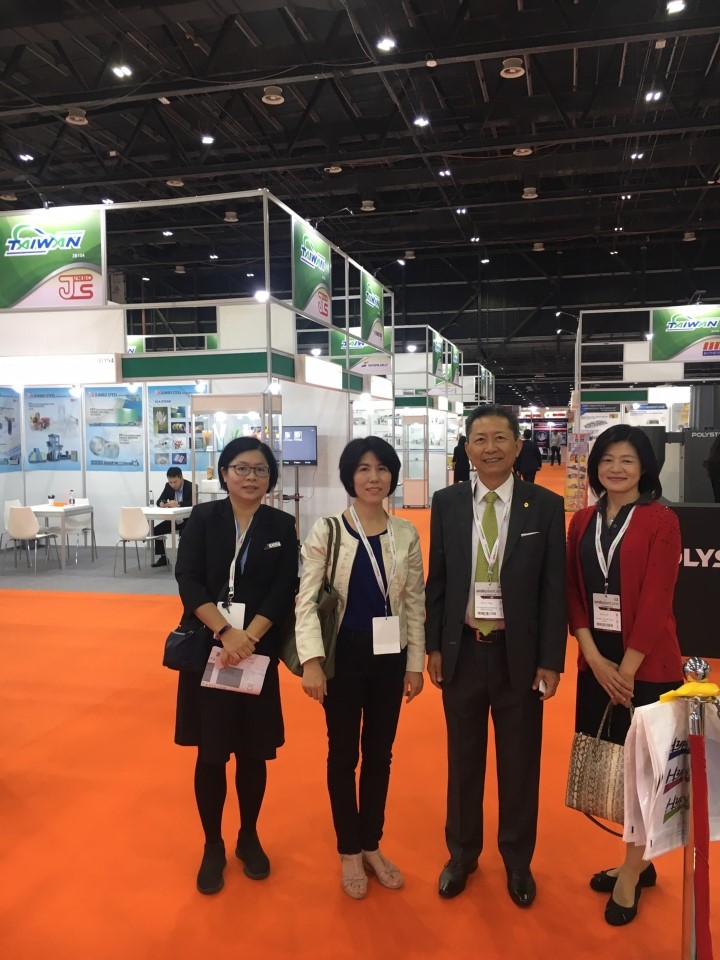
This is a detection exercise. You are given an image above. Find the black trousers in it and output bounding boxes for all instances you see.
[442,629,543,870]
[152,518,186,555]
[323,628,407,855]
[520,471,537,483]
[549,447,561,465]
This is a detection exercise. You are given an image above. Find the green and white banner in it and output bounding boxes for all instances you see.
[450,346,461,384]
[360,272,384,347]
[292,219,331,323]
[0,206,105,309]
[432,334,444,378]
[330,327,392,374]
[651,304,720,362]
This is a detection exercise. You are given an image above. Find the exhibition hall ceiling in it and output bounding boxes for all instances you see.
[1,0,720,404]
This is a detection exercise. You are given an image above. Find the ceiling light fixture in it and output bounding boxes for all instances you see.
[376,37,396,52]
[162,230,173,237]
[404,250,416,260]
[645,332,654,340]
[310,348,322,356]
[65,106,89,126]
[631,151,645,160]
[406,344,418,353]
[175,265,186,274]
[166,177,184,187]
[621,193,632,200]
[426,55,438,68]
[141,276,150,281]
[666,1,686,12]
[500,57,525,79]
[0,192,18,201]
[439,168,451,177]
[683,231,696,242]
[522,185,538,200]
[533,241,545,252]
[456,207,467,214]
[101,197,114,205]
[470,236,480,242]
[513,146,533,157]
[157,96,171,105]
[255,290,270,302]
[397,258,406,266]
[323,165,343,174]
[209,254,219,260]
[18,153,34,162]
[201,134,215,145]
[246,272,255,277]
[224,210,238,223]
[480,255,490,264]
[360,199,376,212]
[610,249,619,255]
[645,90,662,102]
[112,65,132,78]
[614,226,623,232]
[261,85,284,105]
[413,115,430,127]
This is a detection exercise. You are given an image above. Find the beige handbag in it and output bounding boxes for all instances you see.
[565,702,632,836]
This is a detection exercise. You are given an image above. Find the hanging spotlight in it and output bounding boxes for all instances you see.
[456,207,468,214]
[101,197,114,205]
[500,57,525,79]
[631,151,645,160]
[406,344,418,353]
[666,1,685,12]
[261,86,284,105]
[209,254,219,260]
[18,153,34,162]
[200,134,215,145]
[644,90,662,102]
[413,115,430,127]
[376,37,396,52]
[162,230,173,237]
[310,348,322,356]
[470,236,480,243]
[480,255,490,264]
[112,65,132,78]
[397,258,406,266]
[141,276,150,282]
[255,290,270,302]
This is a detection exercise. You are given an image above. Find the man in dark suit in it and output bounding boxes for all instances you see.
[425,404,566,907]
[152,466,194,566]
[515,429,543,483]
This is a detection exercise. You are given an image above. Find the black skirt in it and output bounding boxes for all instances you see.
[174,657,284,763]
[575,629,678,745]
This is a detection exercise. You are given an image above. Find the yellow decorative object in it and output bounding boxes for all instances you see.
[660,681,720,702]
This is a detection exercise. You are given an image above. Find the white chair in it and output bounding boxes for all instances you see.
[63,498,97,564]
[113,507,171,576]
[1,506,61,574]
[0,499,23,555]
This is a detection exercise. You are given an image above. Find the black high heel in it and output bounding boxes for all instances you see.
[605,883,642,926]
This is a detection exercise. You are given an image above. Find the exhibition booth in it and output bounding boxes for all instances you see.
[0,190,471,552]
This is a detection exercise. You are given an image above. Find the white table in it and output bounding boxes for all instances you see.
[142,505,192,554]
[29,503,95,570]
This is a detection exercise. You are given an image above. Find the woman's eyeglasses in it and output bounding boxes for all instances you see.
[226,463,270,478]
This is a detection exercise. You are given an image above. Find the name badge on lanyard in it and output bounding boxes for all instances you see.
[592,506,635,634]
[350,506,401,656]
[471,481,510,620]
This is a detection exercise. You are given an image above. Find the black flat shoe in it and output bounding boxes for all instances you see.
[236,829,270,880]
[152,557,168,567]
[506,867,536,908]
[197,840,226,895]
[590,862,656,893]
[605,884,642,926]
[438,858,478,898]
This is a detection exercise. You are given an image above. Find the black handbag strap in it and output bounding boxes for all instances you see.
[594,700,634,742]
[325,516,341,585]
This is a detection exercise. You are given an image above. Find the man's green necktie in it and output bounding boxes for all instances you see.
[474,491,499,636]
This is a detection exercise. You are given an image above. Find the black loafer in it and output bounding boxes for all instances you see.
[590,862,656,893]
[236,829,270,880]
[506,867,536,907]
[197,840,226,895]
[438,858,478,898]
[151,557,168,567]
[605,884,641,926]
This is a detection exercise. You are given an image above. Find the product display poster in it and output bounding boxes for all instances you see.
[85,387,143,472]
[292,218,331,323]
[0,206,105,309]
[622,403,668,428]
[25,387,81,471]
[451,346,461,384]
[0,387,21,472]
[360,272,384,347]
[651,304,720,362]
[330,326,392,374]
[432,334,444,378]
[147,384,196,474]
[579,403,622,440]
[564,437,589,512]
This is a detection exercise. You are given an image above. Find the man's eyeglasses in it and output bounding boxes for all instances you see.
[226,463,270,478]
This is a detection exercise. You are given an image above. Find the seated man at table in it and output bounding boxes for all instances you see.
[152,467,193,567]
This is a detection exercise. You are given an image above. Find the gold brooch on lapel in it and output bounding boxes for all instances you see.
[523,502,529,508]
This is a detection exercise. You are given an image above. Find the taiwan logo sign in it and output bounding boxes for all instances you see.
[651,304,720,362]
[0,207,105,309]
[292,218,332,323]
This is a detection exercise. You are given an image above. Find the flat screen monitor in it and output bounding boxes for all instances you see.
[282,425,318,466]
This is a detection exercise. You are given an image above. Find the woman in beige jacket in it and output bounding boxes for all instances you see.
[296,437,425,900]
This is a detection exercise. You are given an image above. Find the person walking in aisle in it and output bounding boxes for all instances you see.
[549,431,563,466]
[514,429,543,483]
[425,404,566,907]
[174,437,298,895]
[566,424,682,926]
[296,437,426,900]
[451,434,471,483]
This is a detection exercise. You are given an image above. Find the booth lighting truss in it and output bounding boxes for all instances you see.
[97,187,395,383]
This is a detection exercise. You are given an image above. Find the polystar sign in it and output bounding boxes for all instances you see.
[0,206,106,309]
[651,304,720,362]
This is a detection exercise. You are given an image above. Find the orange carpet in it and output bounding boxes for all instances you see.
[0,466,717,960]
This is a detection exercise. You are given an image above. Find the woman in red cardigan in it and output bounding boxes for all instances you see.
[567,424,682,927]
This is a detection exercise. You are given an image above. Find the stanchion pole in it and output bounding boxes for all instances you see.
[681,697,704,960]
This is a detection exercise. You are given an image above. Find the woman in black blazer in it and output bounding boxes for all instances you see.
[174,437,297,896]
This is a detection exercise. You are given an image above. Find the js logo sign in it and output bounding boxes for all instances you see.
[4,223,85,256]
[58,273,94,300]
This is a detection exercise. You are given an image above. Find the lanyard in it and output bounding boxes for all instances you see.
[227,515,254,604]
[471,480,511,578]
[594,505,635,594]
[349,506,396,616]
